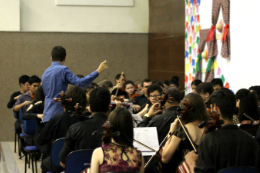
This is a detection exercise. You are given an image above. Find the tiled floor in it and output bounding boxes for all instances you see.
[0,142,41,173]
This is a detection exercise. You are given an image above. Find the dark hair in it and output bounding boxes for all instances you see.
[166,87,181,103]
[162,79,170,86]
[19,75,29,85]
[65,86,87,113]
[124,80,135,89]
[170,79,179,87]
[236,89,260,121]
[102,81,113,90]
[34,86,45,102]
[108,108,133,146]
[196,82,213,95]
[141,79,152,87]
[83,83,98,93]
[115,74,126,80]
[210,88,236,120]
[76,74,84,78]
[147,84,163,97]
[180,93,209,124]
[51,46,66,62]
[89,87,111,113]
[249,86,260,101]
[152,81,164,88]
[28,75,41,85]
[211,78,223,87]
[171,76,179,82]
[191,79,202,86]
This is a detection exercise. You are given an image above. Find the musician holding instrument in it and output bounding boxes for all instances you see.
[185,88,259,173]
[111,73,127,97]
[161,93,208,173]
[134,79,152,107]
[90,108,144,173]
[195,82,214,108]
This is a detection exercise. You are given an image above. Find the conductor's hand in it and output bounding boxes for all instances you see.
[97,60,108,74]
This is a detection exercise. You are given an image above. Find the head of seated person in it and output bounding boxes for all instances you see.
[102,81,113,91]
[152,81,164,89]
[162,79,170,89]
[163,87,181,111]
[191,79,202,93]
[19,75,30,93]
[195,82,213,104]
[249,85,260,105]
[211,78,223,92]
[147,84,163,105]
[28,75,41,96]
[169,79,179,88]
[115,73,126,88]
[89,87,111,115]
[236,88,259,122]
[124,80,135,96]
[141,79,152,97]
[33,85,45,103]
[83,83,99,102]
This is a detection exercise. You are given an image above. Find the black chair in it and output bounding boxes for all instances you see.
[218,166,259,173]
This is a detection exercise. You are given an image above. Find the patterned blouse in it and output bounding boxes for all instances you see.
[99,143,142,173]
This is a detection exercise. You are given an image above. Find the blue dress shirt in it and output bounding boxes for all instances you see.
[42,61,99,122]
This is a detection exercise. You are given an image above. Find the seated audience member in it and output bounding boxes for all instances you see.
[191,79,202,93]
[7,75,29,109]
[39,86,87,173]
[59,87,111,168]
[162,79,170,88]
[102,81,113,91]
[8,75,30,134]
[211,78,223,92]
[185,88,259,173]
[152,80,164,89]
[134,79,152,107]
[13,75,41,119]
[236,89,260,122]
[91,108,144,173]
[249,85,260,106]
[111,73,127,96]
[161,93,208,173]
[195,82,213,108]
[137,84,163,117]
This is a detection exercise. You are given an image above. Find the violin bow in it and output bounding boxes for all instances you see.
[243,113,256,121]
[97,78,107,85]
[133,139,156,152]
[115,71,124,96]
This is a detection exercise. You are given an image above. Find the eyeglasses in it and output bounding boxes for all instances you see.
[149,95,161,98]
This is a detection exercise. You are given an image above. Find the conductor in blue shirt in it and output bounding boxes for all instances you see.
[42,46,108,122]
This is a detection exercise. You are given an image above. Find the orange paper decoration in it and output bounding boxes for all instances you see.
[189,56,192,64]
[198,25,201,31]
[190,36,192,44]
[189,73,191,81]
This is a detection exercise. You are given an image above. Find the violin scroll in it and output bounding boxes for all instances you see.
[53,91,73,108]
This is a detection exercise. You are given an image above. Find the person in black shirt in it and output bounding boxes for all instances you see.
[111,73,127,96]
[8,75,29,133]
[134,79,152,107]
[211,78,223,92]
[59,87,111,168]
[38,86,87,173]
[185,88,259,173]
[195,82,213,108]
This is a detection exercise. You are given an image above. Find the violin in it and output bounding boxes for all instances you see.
[154,90,174,110]
[239,113,260,136]
[109,95,130,111]
[53,91,72,108]
[200,108,223,134]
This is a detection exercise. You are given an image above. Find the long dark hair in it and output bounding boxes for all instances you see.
[34,85,45,102]
[180,93,209,124]
[108,108,133,147]
[236,89,260,121]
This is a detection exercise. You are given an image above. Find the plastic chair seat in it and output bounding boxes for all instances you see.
[25,146,38,151]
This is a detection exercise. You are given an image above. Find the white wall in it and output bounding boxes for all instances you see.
[190,0,260,93]
[20,0,149,33]
[0,0,20,31]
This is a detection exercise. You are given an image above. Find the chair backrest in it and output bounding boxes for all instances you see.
[14,112,18,119]
[23,119,37,135]
[218,166,259,173]
[65,149,93,173]
[19,109,22,121]
[51,138,65,166]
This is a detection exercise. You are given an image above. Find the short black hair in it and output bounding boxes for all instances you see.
[167,87,181,103]
[162,79,170,86]
[249,86,260,101]
[65,86,87,113]
[115,74,126,80]
[191,79,202,86]
[28,75,41,85]
[171,76,179,82]
[196,82,213,95]
[236,89,260,121]
[210,88,236,120]
[19,75,29,85]
[170,79,179,87]
[147,84,163,97]
[102,81,113,90]
[34,85,45,102]
[152,81,164,88]
[83,83,98,93]
[141,79,152,87]
[89,87,111,113]
[76,74,84,78]
[124,80,135,89]
[211,78,223,87]
[51,46,66,62]
[108,108,133,147]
